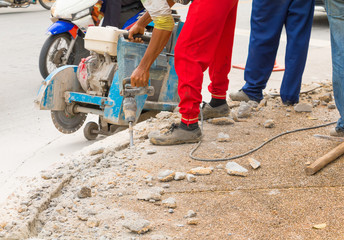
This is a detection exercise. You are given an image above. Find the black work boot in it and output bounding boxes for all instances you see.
[149,123,202,145]
[199,102,229,120]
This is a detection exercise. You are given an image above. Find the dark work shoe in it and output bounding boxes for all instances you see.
[199,103,229,120]
[283,100,298,106]
[149,124,202,145]
[330,127,344,137]
[229,90,251,102]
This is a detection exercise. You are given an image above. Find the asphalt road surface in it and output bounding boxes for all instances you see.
[0,2,331,204]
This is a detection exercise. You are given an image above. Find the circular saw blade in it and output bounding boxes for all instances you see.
[51,110,87,134]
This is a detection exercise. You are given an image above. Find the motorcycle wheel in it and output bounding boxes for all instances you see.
[39,33,73,79]
[38,0,55,10]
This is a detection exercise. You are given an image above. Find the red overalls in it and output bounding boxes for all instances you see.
[174,0,238,125]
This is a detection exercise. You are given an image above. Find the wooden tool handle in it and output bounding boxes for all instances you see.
[305,142,344,175]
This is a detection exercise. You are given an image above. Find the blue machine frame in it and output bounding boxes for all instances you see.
[36,21,183,127]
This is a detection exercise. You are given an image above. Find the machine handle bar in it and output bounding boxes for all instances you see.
[122,32,151,43]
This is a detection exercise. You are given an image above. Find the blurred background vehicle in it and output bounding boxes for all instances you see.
[0,0,54,10]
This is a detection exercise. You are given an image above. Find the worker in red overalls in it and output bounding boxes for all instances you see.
[129,0,238,145]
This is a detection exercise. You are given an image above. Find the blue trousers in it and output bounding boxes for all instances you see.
[324,0,344,130]
[242,0,315,103]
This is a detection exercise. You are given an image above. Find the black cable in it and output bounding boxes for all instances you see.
[190,121,337,162]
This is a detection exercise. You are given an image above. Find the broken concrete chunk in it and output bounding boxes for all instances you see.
[313,223,327,229]
[226,162,248,177]
[186,174,196,182]
[187,219,200,225]
[188,167,213,176]
[248,158,261,169]
[294,103,312,112]
[184,210,197,218]
[123,219,151,234]
[319,93,332,103]
[77,187,92,199]
[237,102,252,118]
[157,170,175,182]
[146,149,157,155]
[328,104,336,109]
[263,119,275,128]
[89,147,104,156]
[174,172,186,181]
[208,117,234,125]
[137,190,162,201]
[162,197,177,209]
[86,218,100,228]
[217,132,230,142]
[248,100,259,108]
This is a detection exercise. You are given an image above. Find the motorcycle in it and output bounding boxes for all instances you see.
[38,0,148,79]
[0,0,54,10]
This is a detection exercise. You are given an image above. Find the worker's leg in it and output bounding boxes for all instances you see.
[324,0,344,134]
[241,0,289,102]
[175,0,238,125]
[281,0,314,104]
[207,2,238,101]
[102,0,121,27]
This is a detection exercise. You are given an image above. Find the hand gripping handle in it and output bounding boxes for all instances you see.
[120,77,155,97]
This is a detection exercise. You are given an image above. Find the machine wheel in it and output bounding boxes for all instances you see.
[84,122,99,140]
[51,110,87,134]
[38,0,55,10]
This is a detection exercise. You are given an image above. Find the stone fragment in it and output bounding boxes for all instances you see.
[294,103,312,112]
[86,218,100,228]
[248,100,259,108]
[319,93,332,103]
[41,172,52,180]
[328,104,336,109]
[186,174,196,182]
[188,167,213,176]
[77,187,92,199]
[157,170,175,182]
[248,158,261,169]
[226,162,248,177]
[184,210,197,218]
[321,101,328,106]
[137,190,161,201]
[312,100,320,107]
[259,98,268,107]
[263,119,275,128]
[162,197,177,209]
[123,219,150,234]
[174,172,186,181]
[168,209,174,214]
[217,132,230,142]
[313,223,327,229]
[230,110,239,122]
[89,148,104,156]
[150,234,171,240]
[208,117,234,125]
[77,214,88,221]
[237,102,252,118]
[187,219,200,225]
[216,164,224,169]
[147,149,157,155]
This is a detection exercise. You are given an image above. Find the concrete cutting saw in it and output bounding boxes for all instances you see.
[35,22,183,144]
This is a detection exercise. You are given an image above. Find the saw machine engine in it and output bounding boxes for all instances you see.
[77,52,116,97]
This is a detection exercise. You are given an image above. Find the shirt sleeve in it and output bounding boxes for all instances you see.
[141,0,175,31]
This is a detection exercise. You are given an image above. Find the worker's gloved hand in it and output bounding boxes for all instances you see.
[128,23,145,43]
[130,66,150,87]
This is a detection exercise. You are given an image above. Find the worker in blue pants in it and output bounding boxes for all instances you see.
[230,0,315,105]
